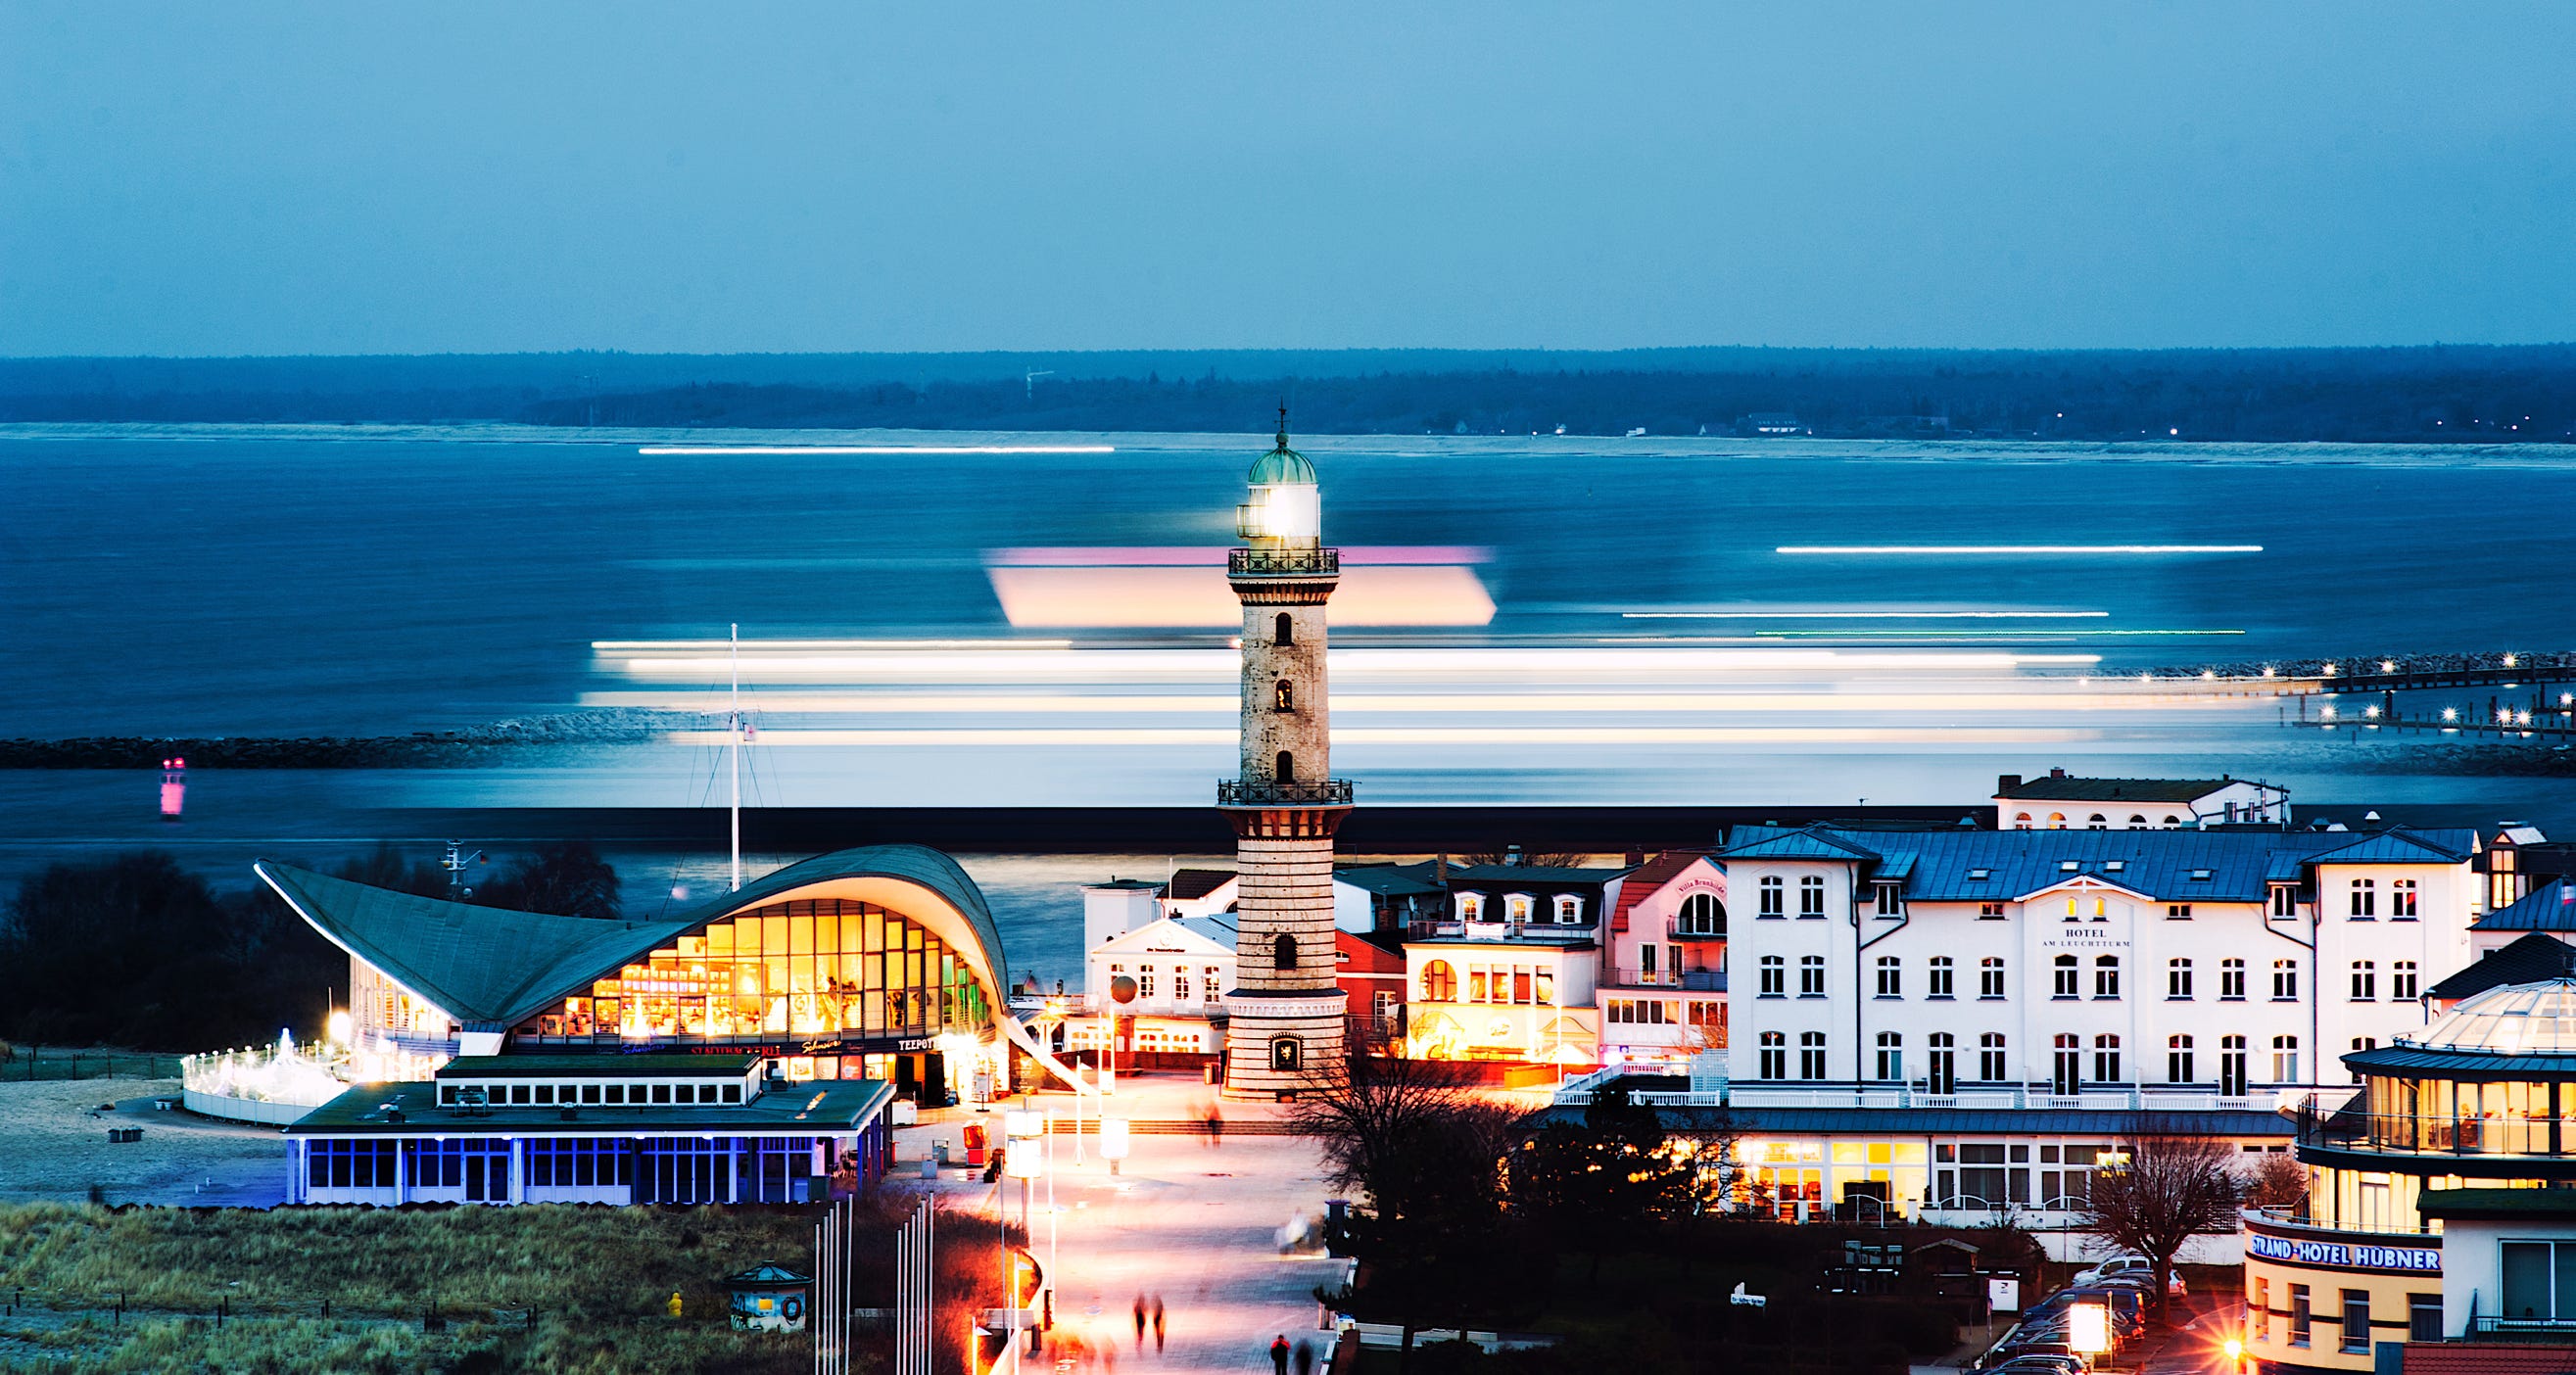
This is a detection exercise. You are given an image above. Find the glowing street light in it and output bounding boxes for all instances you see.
[2067,1302,2111,1357]
[2443,707,2459,722]
[1099,1117,1130,1176]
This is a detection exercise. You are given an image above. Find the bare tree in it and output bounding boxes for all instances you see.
[2244,1151,2310,1215]
[2075,1135,2243,1323]
[1281,1055,1516,1217]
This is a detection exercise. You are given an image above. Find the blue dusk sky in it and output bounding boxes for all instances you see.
[2,3,2571,356]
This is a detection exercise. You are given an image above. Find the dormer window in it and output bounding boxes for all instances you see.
[1504,894,1535,924]
[2270,884,2298,918]
[1553,895,1583,925]
[1874,883,1902,917]
[1456,893,1486,923]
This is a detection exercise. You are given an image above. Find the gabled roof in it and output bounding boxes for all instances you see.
[1097,914,1234,957]
[726,1263,813,1288]
[2428,933,2576,1004]
[1607,851,1718,928]
[1720,827,1883,861]
[1164,868,1235,901]
[1436,862,1635,884]
[2478,878,2576,932]
[1993,777,2251,803]
[1172,914,1240,947]
[2307,830,2471,865]
[259,842,1006,1032]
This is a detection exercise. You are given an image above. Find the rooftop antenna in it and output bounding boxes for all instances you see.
[730,623,742,891]
[1026,369,1053,401]
[1277,400,1290,448]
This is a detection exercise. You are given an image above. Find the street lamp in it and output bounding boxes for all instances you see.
[2066,1303,2110,1360]
[1100,1117,1130,1177]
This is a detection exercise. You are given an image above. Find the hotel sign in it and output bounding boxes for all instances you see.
[2246,1231,2441,1275]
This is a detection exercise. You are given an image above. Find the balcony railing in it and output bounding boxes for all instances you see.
[2471,1316,2576,1342]
[1228,547,1339,576]
[1667,920,1728,940]
[1610,968,1727,991]
[2300,1109,2576,1159]
[1217,779,1355,807]
[1555,1070,2262,1113]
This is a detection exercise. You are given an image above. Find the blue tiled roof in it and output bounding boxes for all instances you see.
[1719,825,2475,904]
[2476,878,2576,932]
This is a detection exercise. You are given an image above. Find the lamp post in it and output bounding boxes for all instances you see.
[1099,1116,1129,1178]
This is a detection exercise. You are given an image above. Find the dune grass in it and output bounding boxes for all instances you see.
[0,1196,1005,1373]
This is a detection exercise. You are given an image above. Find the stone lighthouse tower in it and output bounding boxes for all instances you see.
[1219,409,1351,1098]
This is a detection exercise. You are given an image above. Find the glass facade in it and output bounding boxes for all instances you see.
[530,898,990,1046]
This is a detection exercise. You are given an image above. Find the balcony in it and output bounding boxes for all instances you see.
[1228,546,1338,577]
[1610,968,1727,991]
[1667,920,1727,941]
[1553,1072,2262,1113]
[1217,779,1355,807]
[2297,1108,2576,1161]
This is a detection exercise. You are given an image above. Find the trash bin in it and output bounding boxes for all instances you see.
[919,1158,938,1181]
[933,1140,951,1166]
[1203,1063,1219,1085]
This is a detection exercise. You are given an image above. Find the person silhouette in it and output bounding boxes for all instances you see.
[1151,1296,1165,1352]
[1293,1339,1315,1375]
[1269,1334,1290,1375]
[1134,1296,1148,1350]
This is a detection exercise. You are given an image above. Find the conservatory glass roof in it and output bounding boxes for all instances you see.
[2409,980,2576,1056]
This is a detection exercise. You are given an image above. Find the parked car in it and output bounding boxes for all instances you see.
[1980,1358,2090,1375]
[2071,1256,2150,1287]
[1982,1341,2095,1371]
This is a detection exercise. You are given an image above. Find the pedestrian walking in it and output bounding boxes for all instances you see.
[1269,1334,1290,1375]
[1134,1295,1148,1350]
[1151,1295,1165,1352]
[1207,1104,1225,1148]
[1293,1339,1315,1375]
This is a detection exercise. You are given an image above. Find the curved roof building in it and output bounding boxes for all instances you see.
[259,843,1008,1097]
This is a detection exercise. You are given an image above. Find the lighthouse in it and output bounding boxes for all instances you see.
[1219,409,1352,1098]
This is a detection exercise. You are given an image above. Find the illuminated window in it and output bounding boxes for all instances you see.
[1417,961,1455,1002]
[2392,878,2418,919]
[1273,680,1294,712]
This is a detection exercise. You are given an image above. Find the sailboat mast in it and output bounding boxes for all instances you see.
[730,622,741,891]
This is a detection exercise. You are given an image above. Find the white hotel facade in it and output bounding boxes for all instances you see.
[1722,825,2476,1103]
[1554,822,2489,1249]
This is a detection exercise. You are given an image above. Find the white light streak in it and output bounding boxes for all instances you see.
[665,726,2100,747]
[1622,610,2110,620]
[588,688,2247,715]
[637,445,1117,455]
[1776,545,2264,555]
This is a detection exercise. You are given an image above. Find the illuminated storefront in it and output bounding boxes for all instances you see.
[258,843,1009,1100]
[2242,980,2576,1371]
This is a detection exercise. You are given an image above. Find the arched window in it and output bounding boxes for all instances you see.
[1677,891,1725,936]
[1758,1031,1787,1080]
[1419,960,1455,1001]
[2161,814,2181,828]
[2047,812,2067,829]
[2052,954,2079,998]
[2127,814,2148,828]
[1270,1036,1301,1071]
[1273,932,1297,971]
[1274,680,1295,712]
[1275,750,1295,782]
[1274,612,1294,645]
[2094,954,2121,999]
[2014,812,2033,830]
[2087,813,2107,830]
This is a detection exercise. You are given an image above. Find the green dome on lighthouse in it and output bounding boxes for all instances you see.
[1247,406,1316,486]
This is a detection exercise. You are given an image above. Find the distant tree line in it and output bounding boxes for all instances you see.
[5,346,2572,443]
[0,843,621,1051]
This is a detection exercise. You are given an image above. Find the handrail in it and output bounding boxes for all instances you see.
[1229,547,1338,576]
[1217,779,1356,807]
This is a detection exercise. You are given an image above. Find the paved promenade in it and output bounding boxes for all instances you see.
[896,1071,1349,1375]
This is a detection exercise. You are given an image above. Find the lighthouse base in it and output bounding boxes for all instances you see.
[1220,990,1346,1100]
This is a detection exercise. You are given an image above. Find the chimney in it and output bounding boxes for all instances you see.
[2050,767,2068,779]
[1504,844,1524,867]
[1624,849,1646,867]
[1997,774,2023,793]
